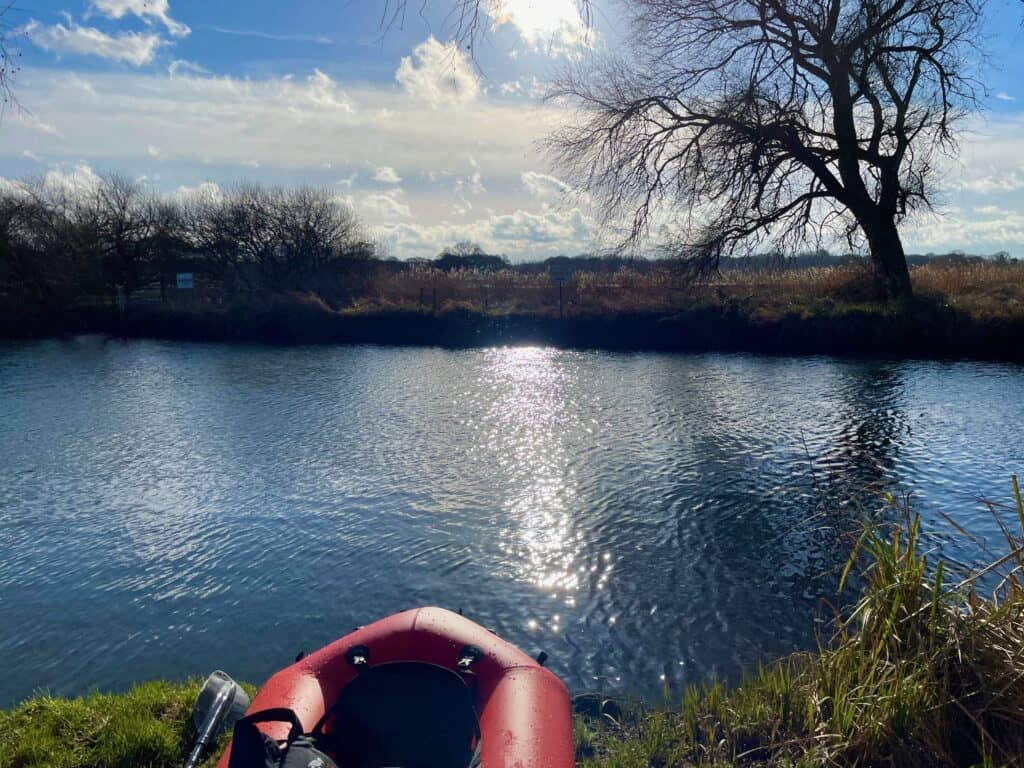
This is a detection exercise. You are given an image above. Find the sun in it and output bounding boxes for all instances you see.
[492,0,588,49]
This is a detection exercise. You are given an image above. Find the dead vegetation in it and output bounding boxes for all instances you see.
[356,261,1024,320]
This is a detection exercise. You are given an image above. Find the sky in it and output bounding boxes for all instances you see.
[1,0,1023,260]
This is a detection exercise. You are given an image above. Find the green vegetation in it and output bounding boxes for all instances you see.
[0,679,228,768]
[4,482,1024,767]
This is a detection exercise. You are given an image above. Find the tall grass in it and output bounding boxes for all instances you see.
[359,262,1024,319]
[579,478,1024,767]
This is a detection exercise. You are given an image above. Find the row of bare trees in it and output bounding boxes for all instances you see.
[0,174,373,307]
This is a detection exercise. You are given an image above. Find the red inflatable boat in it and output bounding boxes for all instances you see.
[217,606,574,768]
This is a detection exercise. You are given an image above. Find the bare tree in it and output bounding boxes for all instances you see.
[548,0,983,298]
[84,174,167,299]
[181,184,370,296]
[270,185,369,290]
[1,178,106,303]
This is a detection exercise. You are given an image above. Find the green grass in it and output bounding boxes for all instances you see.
[0,679,246,768]
[4,481,1024,767]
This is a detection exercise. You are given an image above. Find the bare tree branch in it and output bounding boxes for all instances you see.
[546,0,983,298]
[0,2,21,118]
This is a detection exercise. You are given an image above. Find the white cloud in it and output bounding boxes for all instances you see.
[175,181,222,201]
[995,92,1016,102]
[372,165,402,184]
[358,191,413,221]
[90,0,190,38]
[4,66,561,180]
[521,170,569,200]
[67,74,97,95]
[147,144,160,158]
[303,69,355,112]
[455,170,486,197]
[972,205,1012,216]
[395,36,480,107]
[43,164,103,196]
[379,207,596,260]
[11,62,1021,259]
[23,19,166,66]
[0,176,28,197]
[22,150,44,163]
[498,76,547,99]
[905,208,1024,251]
[18,112,60,137]
[204,26,331,44]
[168,59,209,78]
[960,168,1024,194]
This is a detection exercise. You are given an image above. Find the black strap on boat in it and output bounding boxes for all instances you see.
[231,708,342,767]
[236,708,304,742]
[227,707,306,767]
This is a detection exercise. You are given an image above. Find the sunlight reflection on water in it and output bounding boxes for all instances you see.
[485,347,582,605]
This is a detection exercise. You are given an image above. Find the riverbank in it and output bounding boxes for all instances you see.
[4,291,1024,362]
[5,483,1024,767]
[5,261,1023,361]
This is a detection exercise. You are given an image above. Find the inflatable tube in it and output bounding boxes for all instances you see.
[217,606,574,768]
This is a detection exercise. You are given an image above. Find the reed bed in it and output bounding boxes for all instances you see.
[357,261,1024,320]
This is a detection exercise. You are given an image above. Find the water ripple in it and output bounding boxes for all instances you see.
[1,340,1022,704]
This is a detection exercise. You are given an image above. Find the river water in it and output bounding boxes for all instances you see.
[1,338,1022,706]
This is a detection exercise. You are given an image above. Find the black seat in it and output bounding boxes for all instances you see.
[324,662,479,768]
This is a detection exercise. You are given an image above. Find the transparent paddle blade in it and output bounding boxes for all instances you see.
[191,670,250,733]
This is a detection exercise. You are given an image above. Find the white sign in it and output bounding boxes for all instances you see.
[176,272,194,290]
[549,265,573,284]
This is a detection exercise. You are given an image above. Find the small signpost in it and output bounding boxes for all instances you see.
[549,264,573,319]
[176,272,195,290]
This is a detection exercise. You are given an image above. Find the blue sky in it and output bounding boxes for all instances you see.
[2,0,1023,259]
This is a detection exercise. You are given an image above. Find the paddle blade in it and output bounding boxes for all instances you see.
[191,671,250,733]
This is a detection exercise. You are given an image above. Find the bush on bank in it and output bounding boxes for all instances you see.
[3,483,1024,767]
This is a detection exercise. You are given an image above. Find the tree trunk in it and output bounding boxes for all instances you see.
[861,213,912,300]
